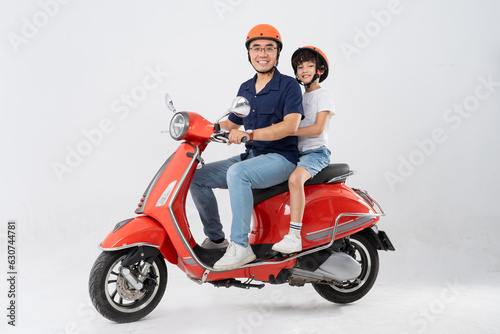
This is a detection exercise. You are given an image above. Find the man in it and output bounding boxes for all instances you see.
[190,24,303,270]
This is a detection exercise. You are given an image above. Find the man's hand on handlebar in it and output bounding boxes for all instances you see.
[227,129,249,145]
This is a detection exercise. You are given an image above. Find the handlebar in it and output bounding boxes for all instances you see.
[222,131,247,143]
[211,126,247,144]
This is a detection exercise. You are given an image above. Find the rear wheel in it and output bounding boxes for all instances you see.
[89,248,167,323]
[312,233,379,304]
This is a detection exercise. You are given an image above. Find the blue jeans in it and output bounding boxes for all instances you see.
[190,151,296,247]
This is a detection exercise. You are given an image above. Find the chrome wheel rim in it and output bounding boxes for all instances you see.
[104,255,160,313]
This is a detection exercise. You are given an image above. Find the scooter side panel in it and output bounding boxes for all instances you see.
[143,142,197,247]
[304,184,379,241]
[250,183,378,250]
[143,142,206,278]
[100,216,178,264]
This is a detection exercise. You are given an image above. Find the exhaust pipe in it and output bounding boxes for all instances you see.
[288,252,361,285]
[315,252,361,281]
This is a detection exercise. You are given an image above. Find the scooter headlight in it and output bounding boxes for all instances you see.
[169,112,189,140]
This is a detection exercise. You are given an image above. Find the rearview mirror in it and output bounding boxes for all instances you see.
[228,96,250,118]
[165,94,176,113]
[215,96,250,126]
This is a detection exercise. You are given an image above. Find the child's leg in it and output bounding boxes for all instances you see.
[288,166,313,230]
[272,166,311,254]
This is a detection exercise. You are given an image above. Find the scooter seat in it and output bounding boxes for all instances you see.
[252,163,350,205]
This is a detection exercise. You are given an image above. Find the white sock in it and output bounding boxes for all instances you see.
[289,222,302,236]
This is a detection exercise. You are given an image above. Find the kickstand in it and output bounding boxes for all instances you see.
[242,276,265,289]
[202,269,210,283]
[243,275,256,285]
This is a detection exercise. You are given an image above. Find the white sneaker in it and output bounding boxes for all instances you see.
[272,234,302,254]
[201,238,229,249]
[213,242,256,270]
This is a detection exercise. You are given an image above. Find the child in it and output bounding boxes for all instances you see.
[272,46,335,254]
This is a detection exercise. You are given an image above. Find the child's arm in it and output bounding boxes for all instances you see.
[294,110,330,136]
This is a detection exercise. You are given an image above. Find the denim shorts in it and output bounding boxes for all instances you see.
[297,146,331,178]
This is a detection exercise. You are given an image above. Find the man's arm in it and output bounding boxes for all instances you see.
[219,119,242,132]
[252,113,301,140]
[227,113,301,144]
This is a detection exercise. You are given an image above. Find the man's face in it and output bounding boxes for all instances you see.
[248,39,278,73]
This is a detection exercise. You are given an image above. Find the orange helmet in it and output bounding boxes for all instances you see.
[291,46,330,83]
[245,24,283,51]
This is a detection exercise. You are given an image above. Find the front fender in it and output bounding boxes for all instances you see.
[99,216,177,264]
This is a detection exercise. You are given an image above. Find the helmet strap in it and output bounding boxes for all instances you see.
[296,69,320,89]
[295,52,323,88]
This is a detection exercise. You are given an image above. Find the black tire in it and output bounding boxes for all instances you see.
[88,249,167,323]
[312,233,379,304]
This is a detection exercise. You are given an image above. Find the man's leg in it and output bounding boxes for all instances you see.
[227,153,296,247]
[190,155,241,241]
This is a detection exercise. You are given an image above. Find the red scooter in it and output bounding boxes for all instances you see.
[88,95,395,323]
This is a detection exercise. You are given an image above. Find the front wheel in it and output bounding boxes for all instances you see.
[312,233,379,304]
[88,248,167,323]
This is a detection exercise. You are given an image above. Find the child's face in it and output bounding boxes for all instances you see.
[248,39,278,73]
[296,61,317,84]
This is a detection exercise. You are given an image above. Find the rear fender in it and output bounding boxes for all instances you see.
[99,216,178,264]
[355,226,395,251]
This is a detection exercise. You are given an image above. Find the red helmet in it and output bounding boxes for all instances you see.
[291,46,330,83]
[245,24,283,51]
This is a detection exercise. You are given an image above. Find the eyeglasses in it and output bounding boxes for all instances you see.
[249,46,277,54]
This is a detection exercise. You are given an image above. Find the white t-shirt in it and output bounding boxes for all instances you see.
[297,88,335,152]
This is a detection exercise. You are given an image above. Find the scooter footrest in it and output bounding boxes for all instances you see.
[210,279,265,290]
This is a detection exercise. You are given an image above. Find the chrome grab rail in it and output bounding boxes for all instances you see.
[327,170,357,183]
[353,188,385,215]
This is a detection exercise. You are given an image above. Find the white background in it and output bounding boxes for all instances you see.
[1,0,499,333]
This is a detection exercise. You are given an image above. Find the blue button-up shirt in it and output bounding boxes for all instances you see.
[228,69,304,164]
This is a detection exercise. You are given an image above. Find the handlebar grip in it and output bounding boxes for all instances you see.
[222,132,247,143]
